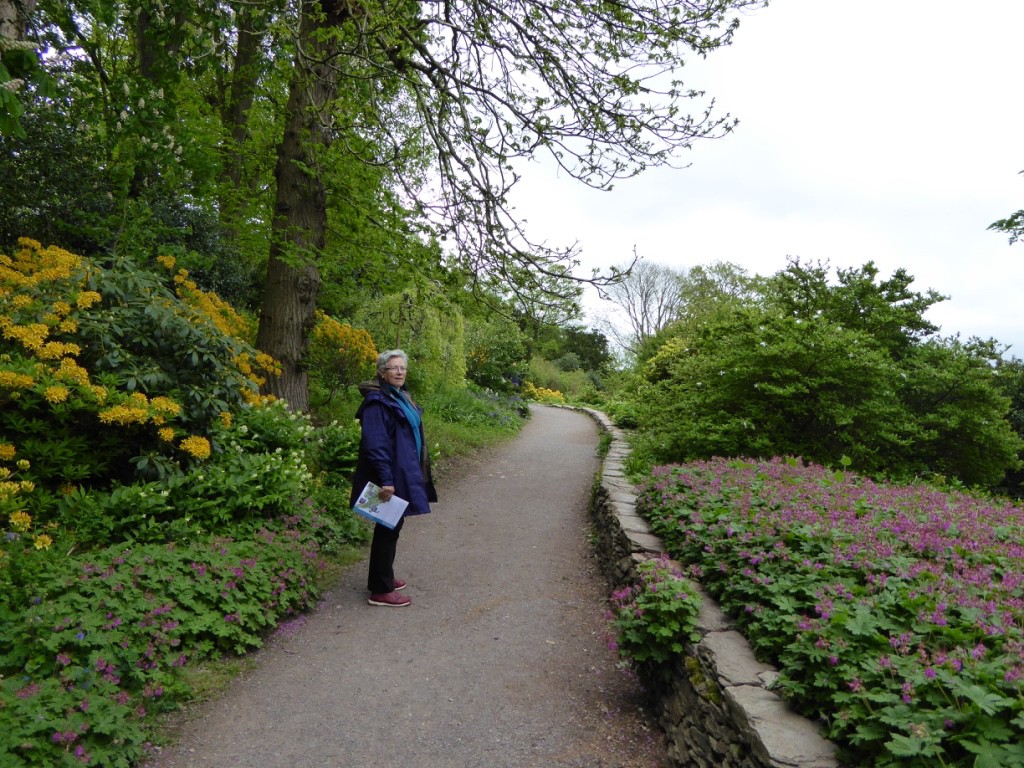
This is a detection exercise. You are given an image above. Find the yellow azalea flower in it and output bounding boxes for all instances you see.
[59,483,76,495]
[179,435,211,460]
[219,411,233,428]
[4,322,48,350]
[240,389,262,405]
[56,358,89,386]
[37,341,80,360]
[156,254,176,270]
[9,511,32,532]
[0,443,15,461]
[75,291,101,309]
[150,396,182,415]
[11,294,32,309]
[158,427,175,442]
[20,480,35,493]
[98,405,148,424]
[43,385,70,403]
[58,319,78,333]
[51,301,72,316]
[15,459,29,470]
[0,468,10,478]
[33,534,53,550]
[255,352,282,375]
[0,371,35,389]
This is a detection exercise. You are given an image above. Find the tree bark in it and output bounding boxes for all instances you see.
[0,0,35,41]
[256,0,347,411]
[221,5,261,193]
[214,5,265,239]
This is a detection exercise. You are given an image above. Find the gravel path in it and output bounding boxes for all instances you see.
[144,405,669,768]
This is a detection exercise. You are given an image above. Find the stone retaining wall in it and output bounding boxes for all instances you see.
[579,407,839,768]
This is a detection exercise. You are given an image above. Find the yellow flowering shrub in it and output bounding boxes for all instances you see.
[0,370,34,389]
[150,396,183,416]
[0,240,114,419]
[43,385,70,403]
[308,311,378,401]
[0,239,285,516]
[75,290,101,309]
[9,510,31,532]
[179,435,211,460]
[171,267,255,341]
[154,255,279,395]
[0,461,48,550]
[521,381,566,404]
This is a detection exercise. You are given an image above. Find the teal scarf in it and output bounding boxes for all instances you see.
[387,385,422,460]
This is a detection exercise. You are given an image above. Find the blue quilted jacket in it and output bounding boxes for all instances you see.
[349,380,436,516]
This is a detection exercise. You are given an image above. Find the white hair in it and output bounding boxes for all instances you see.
[376,349,408,374]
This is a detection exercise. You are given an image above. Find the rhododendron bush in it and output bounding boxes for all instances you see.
[638,457,1024,768]
[0,241,368,765]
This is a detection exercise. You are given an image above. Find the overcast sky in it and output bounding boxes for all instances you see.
[509,0,1024,356]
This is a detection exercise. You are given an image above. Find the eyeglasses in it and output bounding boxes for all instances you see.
[384,366,407,373]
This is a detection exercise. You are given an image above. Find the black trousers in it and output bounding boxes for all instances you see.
[367,516,405,594]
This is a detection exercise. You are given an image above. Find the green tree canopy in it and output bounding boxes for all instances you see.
[629,260,1022,488]
[989,169,1024,245]
[12,0,768,408]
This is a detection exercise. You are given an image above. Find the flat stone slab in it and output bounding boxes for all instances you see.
[725,685,838,768]
[695,597,731,633]
[616,513,652,535]
[700,631,774,686]
[607,491,637,506]
[625,530,664,553]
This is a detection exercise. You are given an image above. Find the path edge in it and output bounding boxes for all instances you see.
[571,405,840,768]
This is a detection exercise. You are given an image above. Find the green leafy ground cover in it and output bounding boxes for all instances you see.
[609,555,703,665]
[633,457,1024,767]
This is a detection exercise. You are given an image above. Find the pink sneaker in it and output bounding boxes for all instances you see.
[393,579,407,591]
[368,591,411,607]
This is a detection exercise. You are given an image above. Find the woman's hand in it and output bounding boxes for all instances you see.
[378,485,396,502]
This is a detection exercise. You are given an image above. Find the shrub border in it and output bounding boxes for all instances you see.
[575,406,839,768]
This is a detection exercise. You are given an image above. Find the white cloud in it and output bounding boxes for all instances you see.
[508,0,1024,355]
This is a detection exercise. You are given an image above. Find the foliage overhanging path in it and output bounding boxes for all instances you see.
[144,405,667,768]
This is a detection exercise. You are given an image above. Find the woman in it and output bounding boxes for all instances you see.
[350,349,436,607]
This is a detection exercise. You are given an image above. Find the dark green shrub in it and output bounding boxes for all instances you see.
[631,304,1021,488]
[464,314,529,392]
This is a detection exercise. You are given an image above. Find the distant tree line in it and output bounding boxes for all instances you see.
[601,258,1024,496]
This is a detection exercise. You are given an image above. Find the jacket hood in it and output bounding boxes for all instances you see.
[358,377,413,398]
[357,378,383,397]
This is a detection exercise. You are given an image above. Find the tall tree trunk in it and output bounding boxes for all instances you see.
[0,0,35,41]
[256,0,347,411]
[218,4,262,224]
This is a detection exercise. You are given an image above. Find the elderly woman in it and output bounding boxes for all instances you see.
[350,349,436,607]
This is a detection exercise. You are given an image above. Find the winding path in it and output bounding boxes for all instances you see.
[144,406,668,768]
